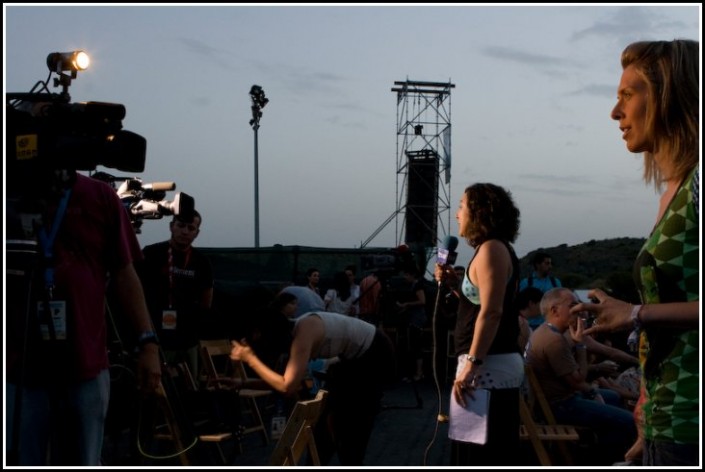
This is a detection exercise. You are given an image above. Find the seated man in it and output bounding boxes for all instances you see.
[524,288,637,465]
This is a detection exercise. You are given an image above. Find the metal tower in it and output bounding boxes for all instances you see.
[362,79,454,259]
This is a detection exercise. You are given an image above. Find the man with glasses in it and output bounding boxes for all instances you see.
[524,288,636,465]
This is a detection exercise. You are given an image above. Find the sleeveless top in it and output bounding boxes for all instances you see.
[634,165,699,444]
[296,311,375,360]
[454,240,520,356]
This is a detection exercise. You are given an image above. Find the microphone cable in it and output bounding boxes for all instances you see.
[423,281,449,466]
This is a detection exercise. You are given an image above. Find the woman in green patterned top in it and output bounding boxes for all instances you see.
[576,39,699,466]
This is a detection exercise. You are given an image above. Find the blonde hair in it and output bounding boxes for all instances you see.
[620,40,699,190]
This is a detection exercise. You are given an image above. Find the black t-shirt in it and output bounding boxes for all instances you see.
[138,241,214,350]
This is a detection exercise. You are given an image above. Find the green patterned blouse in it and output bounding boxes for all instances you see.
[634,165,699,444]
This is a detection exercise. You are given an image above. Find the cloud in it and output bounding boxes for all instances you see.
[177,36,236,70]
[244,58,349,102]
[480,45,578,79]
[481,46,574,67]
[568,84,615,98]
[571,6,693,44]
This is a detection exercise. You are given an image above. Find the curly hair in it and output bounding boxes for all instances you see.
[460,182,520,248]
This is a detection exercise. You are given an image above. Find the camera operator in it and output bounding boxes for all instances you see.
[6,133,162,464]
[137,210,214,379]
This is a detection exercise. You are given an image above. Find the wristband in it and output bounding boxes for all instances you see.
[630,304,643,331]
[575,343,587,350]
[137,330,160,349]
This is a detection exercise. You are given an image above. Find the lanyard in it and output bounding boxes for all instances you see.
[546,322,561,334]
[167,245,191,309]
[38,189,71,300]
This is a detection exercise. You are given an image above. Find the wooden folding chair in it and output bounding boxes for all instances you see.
[167,361,239,465]
[199,339,272,446]
[519,364,580,466]
[269,389,329,466]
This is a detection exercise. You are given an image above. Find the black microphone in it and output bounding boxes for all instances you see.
[436,235,459,266]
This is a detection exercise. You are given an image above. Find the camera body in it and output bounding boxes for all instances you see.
[6,96,146,196]
[7,50,147,198]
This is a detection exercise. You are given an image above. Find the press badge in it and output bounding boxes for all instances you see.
[162,309,177,330]
[37,300,67,340]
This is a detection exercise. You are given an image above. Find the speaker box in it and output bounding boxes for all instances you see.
[405,150,438,247]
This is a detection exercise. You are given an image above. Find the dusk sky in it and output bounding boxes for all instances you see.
[4,4,701,270]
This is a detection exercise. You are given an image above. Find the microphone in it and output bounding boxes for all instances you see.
[431,235,459,428]
[142,182,176,191]
[436,235,459,266]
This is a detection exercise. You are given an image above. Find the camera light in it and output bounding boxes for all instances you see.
[73,51,90,70]
[47,50,90,73]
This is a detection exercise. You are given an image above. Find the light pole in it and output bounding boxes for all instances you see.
[249,85,268,248]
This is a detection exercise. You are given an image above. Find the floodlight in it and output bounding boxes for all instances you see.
[249,84,269,108]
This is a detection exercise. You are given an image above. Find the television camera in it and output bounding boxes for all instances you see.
[92,172,195,233]
[6,51,147,190]
[6,50,194,234]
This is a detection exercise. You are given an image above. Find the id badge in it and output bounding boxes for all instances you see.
[37,300,67,340]
[162,309,177,330]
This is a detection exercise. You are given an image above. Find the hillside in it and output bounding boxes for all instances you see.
[519,237,646,302]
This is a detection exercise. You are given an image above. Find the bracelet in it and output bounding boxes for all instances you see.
[466,355,484,366]
[137,330,160,350]
[630,304,643,331]
[575,343,587,350]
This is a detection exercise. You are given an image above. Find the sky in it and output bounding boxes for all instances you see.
[4,4,702,268]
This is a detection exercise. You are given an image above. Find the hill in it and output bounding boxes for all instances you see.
[519,237,646,302]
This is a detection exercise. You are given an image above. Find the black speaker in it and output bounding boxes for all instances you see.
[405,150,438,247]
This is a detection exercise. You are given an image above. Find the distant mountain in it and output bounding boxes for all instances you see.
[519,237,646,303]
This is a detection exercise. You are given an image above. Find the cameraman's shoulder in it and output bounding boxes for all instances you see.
[72,173,115,204]
[76,173,114,194]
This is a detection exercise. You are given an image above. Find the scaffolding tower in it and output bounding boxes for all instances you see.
[362,79,455,261]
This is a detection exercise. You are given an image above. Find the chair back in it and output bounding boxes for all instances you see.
[200,339,239,390]
[269,389,329,466]
[519,363,580,466]
[524,363,559,424]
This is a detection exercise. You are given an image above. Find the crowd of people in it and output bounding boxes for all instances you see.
[5,39,698,467]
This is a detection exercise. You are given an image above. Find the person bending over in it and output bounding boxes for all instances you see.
[230,293,395,465]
